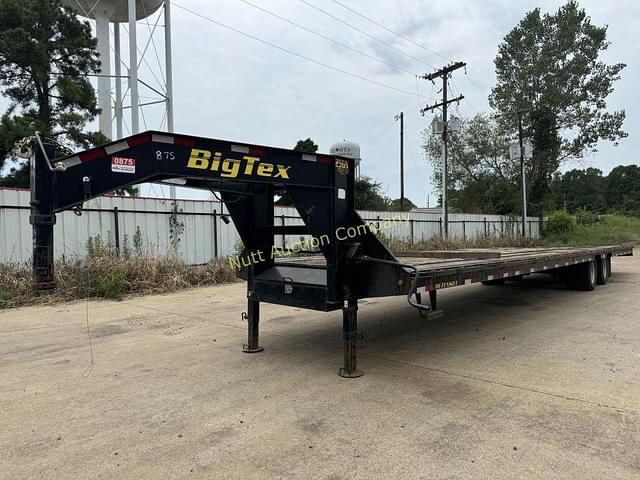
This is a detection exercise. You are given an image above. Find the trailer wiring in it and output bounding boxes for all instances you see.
[355,255,431,314]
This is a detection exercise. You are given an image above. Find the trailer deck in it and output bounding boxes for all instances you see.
[25,131,633,377]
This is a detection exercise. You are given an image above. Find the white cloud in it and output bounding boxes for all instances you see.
[1,0,636,205]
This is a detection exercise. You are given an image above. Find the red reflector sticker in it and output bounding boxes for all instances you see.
[174,136,196,146]
[127,133,151,147]
[111,156,136,173]
[316,156,332,165]
[249,147,266,156]
[79,148,104,162]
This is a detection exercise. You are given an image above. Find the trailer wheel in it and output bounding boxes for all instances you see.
[577,260,597,291]
[607,255,612,278]
[596,256,609,285]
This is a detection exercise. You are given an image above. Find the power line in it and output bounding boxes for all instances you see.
[329,0,449,63]
[405,134,430,206]
[328,0,493,110]
[238,0,417,76]
[450,77,482,116]
[173,3,419,97]
[299,0,436,69]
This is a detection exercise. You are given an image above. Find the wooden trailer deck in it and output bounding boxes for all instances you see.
[274,245,634,292]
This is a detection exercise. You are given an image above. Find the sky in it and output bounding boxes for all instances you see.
[3,0,639,205]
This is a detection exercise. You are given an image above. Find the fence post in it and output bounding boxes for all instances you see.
[410,219,414,245]
[484,217,487,237]
[462,220,466,240]
[438,218,442,237]
[281,215,286,249]
[528,220,532,238]
[113,206,120,253]
[213,208,218,258]
[500,219,504,236]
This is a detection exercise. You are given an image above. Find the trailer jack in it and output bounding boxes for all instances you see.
[242,294,264,353]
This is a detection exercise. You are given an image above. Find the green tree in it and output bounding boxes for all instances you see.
[385,197,416,212]
[354,176,388,210]
[550,167,606,212]
[293,138,318,154]
[0,0,107,187]
[605,165,640,216]
[424,113,519,214]
[490,1,627,216]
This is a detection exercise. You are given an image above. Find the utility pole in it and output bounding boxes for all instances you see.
[395,112,404,211]
[518,112,527,237]
[421,61,466,237]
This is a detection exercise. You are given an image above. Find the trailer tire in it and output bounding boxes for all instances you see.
[578,260,597,291]
[596,256,609,285]
[607,255,612,278]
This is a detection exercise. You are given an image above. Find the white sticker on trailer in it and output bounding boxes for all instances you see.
[111,156,136,173]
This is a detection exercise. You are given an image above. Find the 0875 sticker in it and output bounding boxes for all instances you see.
[111,156,136,173]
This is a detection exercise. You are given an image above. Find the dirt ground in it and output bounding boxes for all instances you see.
[1,255,639,479]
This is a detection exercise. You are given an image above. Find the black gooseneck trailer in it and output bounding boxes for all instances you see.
[27,131,633,377]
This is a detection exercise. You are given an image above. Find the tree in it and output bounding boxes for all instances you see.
[423,113,519,214]
[0,0,108,187]
[605,165,640,215]
[385,197,416,212]
[293,138,318,154]
[354,176,388,210]
[550,167,606,212]
[490,1,627,215]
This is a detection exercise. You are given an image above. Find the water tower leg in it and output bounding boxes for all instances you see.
[114,22,123,140]
[95,12,112,140]
[128,0,139,134]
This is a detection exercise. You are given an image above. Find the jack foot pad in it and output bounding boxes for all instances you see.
[425,310,445,320]
[242,345,264,353]
[338,368,364,378]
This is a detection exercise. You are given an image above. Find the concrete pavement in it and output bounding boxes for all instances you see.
[1,255,638,479]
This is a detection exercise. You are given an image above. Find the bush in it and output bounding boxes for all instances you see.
[546,210,576,235]
[93,266,127,300]
[575,208,600,225]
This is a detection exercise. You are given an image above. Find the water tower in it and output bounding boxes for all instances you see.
[62,0,173,141]
[330,140,361,179]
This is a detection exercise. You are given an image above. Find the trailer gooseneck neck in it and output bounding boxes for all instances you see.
[29,131,421,377]
[28,131,633,377]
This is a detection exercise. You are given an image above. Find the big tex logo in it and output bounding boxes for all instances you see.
[186,149,291,179]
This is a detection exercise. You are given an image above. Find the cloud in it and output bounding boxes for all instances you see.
[2,0,635,205]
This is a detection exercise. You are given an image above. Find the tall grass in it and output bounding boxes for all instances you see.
[0,256,238,310]
[386,235,545,252]
[544,214,640,246]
